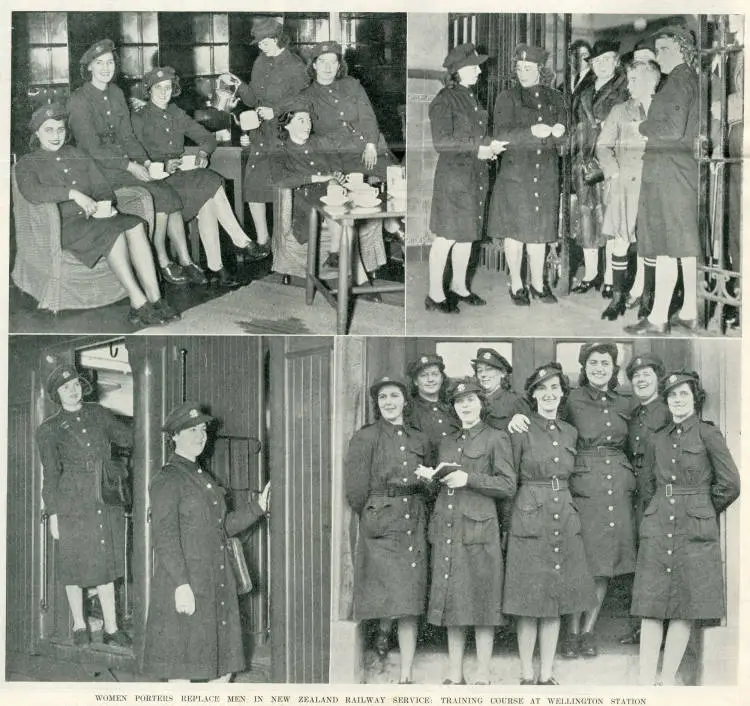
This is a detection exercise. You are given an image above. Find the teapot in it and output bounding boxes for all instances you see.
[211,73,241,113]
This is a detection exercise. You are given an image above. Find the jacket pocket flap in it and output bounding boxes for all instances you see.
[686,505,716,519]
[461,504,497,521]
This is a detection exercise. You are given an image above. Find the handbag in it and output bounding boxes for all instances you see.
[581,158,605,185]
[99,457,132,508]
[226,535,254,595]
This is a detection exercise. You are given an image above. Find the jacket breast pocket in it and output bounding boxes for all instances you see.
[462,504,496,545]
[685,503,718,542]
[510,501,543,538]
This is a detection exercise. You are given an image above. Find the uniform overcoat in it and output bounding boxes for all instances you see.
[429,84,490,243]
[345,419,433,620]
[67,82,182,214]
[36,402,133,586]
[488,83,567,243]
[237,49,310,202]
[131,102,222,221]
[427,422,516,627]
[636,63,701,258]
[631,415,740,622]
[504,413,596,617]
[16,145,143,267]
[142,453,265,680]
[564,385,637,577]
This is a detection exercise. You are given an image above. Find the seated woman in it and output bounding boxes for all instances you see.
[15,103,178,326]
[132,66,260,288]
[270,106,388,289]
[67,39,206,287]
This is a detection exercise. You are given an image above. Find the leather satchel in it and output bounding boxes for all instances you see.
[226,535,254,595]
[581,158,605,185]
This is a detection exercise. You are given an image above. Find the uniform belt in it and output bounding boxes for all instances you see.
[578,446,624,457]
[661,484,710,497]
[522,478,569,491]
[632,453,644,469]
[370,486,421,498]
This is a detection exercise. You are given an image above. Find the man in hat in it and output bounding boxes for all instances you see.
[487,44,567,306]
[36,362,134,649]
[625,25,700,335]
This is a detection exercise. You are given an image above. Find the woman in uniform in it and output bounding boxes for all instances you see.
[505,363,596,685]
[487,44,567,306]
[132,66,260,289]
[67,39,207,287]
[617,353,671,646]
[632,371,740,685]
[345,376,433,684]
[142,402,270,682]
[36,363,134,649]
[596,59,661,321]
[417,378,516,685]
[233,17,309,260]
[471,348,528,430]
[16,104,179,327]
[426,43,502,314]
[570,40,629,295]
[270,106,387,288]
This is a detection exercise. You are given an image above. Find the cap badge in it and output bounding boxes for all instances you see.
[382,376,390,382]
[457,383,466,392]
[96,45,102,52]
[539,368,546,378]
[520,50,527,60]
[669,375,677,384]
[46,108,54,117]
[62,371,70,379]
[635,358,642,365]
[483,352,491,359]
[189,409,199,418]
[421,356,428,364]
[157,70,163,77]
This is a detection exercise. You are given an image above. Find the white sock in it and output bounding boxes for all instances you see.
[428,236,454,302]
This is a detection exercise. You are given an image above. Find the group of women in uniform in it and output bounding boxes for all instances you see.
[37,363,270,682]
[345,344,740,685]
[17,16,397,324]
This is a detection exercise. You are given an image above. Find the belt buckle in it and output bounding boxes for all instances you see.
[447,488,455,496]
[387,487,397,498]
[551,477,560,491]
[665,483,673,498]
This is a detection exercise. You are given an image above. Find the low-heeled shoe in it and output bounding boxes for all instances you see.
[152,299,181,322]
[510,287,530,306]
[211,268,240,289]
[529,284,557,303]
[451,291,486,306]
[160,262,189,285]
[103,629,133,649]
[72,628,90,647]
[669,313,699,332]
[601,284,614,299]
[128,302,165,327]
[571,279,598,294]
[425,296,459,314]
[242,241,272,261]
[182,262,208,285]
[624,318,670,336]
[578,631,598,658]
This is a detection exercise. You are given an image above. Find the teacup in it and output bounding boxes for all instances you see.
[351,188,380,207]
[215,129,231,143]
[326,184,348,204]
[148,161,166,179]
[345,172,365,188]
[93,200,114,219]
[180,154,197,170]
[239,110,261,131]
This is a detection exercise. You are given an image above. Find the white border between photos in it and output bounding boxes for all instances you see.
[0,2,748,706]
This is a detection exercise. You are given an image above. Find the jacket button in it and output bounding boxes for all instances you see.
[608,506,614,511]
[553,514,559,520]
[444,574,449,579]
[411,562,417,568]
[667,550,673,555]
[447,539,451,544]
[669,515,675,521]
[609,522,615,527]
[404,514,410,519]
[666,568,671,573]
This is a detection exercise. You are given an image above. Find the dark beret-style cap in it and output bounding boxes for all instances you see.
[578,341,619,366]
[652,25,696,47]
[449,377,484,402]
[514,43,549,65]
[626,353,665,380]
[251,17,283,44]
[310,41,343,60]
[142,66,177,93]
[443,43,489,72]
[369,375,408,398]
[471,348,512,374]
[590,39,621,60]
[407,354,446,379]
[661,370,700,395]
[524,362,565,397]
[162,401,214,434]
[79,38,115,66]
[30,102,67,131]
[45,363,80,399]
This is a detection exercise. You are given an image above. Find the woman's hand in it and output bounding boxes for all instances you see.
[257,106,274,121]
[507,414,531,434]
[69,190,97,218]
[127,161,152,182]
[361,143,378,170]
[331,171,348,186]
[531,123,553,139]
[477,145,496,160]
[490,139,509,155]
[551,123,566,138]
[259,481,271,513]
[414,465,436,481]
[195,151,209,169]
[49,513,60,540]
[165,158,181,175]
[442,470,469,489]
[174,583,196,615]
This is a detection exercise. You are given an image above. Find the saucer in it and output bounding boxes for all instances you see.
[350,204,381,214]
[321,195,350,207]
[351,199,380,209]
[345,182,372,192]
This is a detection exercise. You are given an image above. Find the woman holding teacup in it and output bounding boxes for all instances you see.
[232,17,309,261]
[67,39,206,288]
[16,103,179,326]
[132,66,261,288]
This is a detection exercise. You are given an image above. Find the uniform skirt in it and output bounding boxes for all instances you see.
[504,483,596,617]
[60,211,143,268]
[569,449,637,578]
[631,492,724,624]
[243,124,277,203]
[103,168,183,215]
[164,168,223,222]
[354,492,428,620]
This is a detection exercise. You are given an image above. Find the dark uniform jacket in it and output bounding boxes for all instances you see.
[427,422,516,626]
[485,388,530,432]
[631,415,740,621]
[345,419,433,620]
[637,63,701,258]
[270,135,340,188]
[488,83,567,243]
[409,395,460,456]
[131,102,217,162]
[504,413,596,617]
[429,84,490,243]
[36,403,133,586]
[142,453,265,679]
